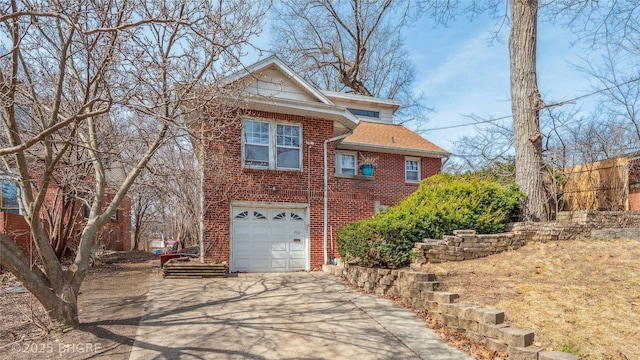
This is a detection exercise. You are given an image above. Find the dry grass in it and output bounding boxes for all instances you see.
[420,239,640,360]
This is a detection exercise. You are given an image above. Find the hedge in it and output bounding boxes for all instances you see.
[336,173,523,268]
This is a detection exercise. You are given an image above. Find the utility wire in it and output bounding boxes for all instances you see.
[423,75,640,132]
[425,114,512,131]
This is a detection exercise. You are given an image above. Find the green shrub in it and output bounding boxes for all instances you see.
[336,173,523,268]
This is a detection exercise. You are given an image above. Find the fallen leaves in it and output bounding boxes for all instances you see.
[419,239,640,359]
[427,318,507,360]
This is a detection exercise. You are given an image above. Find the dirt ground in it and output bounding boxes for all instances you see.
[419,239,640,360]
[0,251,160,360]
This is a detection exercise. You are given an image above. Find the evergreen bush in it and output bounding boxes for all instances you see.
[336,173,523,268]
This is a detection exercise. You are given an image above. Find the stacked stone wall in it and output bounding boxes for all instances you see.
[414,210,640,265]
[324,264,581,360]
[556,210,640,228]
[590,228,640,240]
[413,230,524,265]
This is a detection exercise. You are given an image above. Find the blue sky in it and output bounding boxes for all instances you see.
[245,9,602,155]
[406,13,598,152]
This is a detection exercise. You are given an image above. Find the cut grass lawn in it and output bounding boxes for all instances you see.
[420,239,640,360]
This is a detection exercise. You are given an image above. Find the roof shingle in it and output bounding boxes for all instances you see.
[338,121,449,157]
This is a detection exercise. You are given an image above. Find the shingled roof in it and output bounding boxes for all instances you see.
[337,121,450,158]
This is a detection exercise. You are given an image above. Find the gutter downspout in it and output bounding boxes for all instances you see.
[323,131,352,265]
[198,125,205,264]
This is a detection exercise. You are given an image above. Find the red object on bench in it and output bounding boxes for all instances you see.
[160,254,183,267]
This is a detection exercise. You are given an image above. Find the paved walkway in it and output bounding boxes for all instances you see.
[130,272,472,360]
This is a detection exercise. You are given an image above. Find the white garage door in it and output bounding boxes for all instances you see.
[231,206,307,272]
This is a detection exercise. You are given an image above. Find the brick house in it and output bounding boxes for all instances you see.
[1,177,132,256]
[201,56,449,272]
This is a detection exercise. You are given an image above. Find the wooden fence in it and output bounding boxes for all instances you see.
[561,158,629,211]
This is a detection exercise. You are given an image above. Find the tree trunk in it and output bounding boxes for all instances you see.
[509,0,550,221]
[45,283,80,332]
[0,233,79,331]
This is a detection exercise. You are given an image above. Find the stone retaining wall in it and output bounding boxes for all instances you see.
[324,264,581,360]
[590,228,640,240]
[414,210,640,265]
[413,230,525,265]
[505,222,588,242]
[557,210,640,227]
[412,224,587,266]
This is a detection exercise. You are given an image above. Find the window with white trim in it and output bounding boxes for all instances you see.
[276,124,301,169]
[335,151,357,175]
[405,157,421,183]
[243,120,270,167]
[242,119,301,170]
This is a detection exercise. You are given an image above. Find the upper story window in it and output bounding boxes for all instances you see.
[348,108,379,118]
[1,180,20,214]
[335,151,357,175]
[242,119,302,170]
[405,157,421,183]
[243,120,270,167]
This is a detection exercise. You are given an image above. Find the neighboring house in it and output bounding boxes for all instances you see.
[562,153,640,211]
[200,56,449,272]
[0,177,132,256]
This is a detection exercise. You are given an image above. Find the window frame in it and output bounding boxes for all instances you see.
[348,108,380,118]
[405,157,421,183]
[334,151,358,175]
[242,118,302,171]
[242,119,271,168]
[0,180,20,214]
[275,123,302,170]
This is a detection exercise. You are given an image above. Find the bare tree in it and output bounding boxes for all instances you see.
[130,137,201,251]
[508,0,552,221]
[271,0,429,122]
[131,180,162,251]
[449,114,514,173]
[549,1,640,56]
[0,0,267,331]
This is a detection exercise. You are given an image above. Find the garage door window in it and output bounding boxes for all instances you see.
[234,211,249,219]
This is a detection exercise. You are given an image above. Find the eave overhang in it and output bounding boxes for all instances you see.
[240,94,359,130]
[337,141,451,158]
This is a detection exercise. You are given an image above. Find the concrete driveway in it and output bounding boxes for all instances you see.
[130,272,471,360]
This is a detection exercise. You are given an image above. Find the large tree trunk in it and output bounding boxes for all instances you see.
[509,0,551,221]
[45,284,80,332]
[0,233,79,332]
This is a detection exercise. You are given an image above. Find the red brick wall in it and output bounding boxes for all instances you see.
[0,212,32,257]
[202,110,443,268]
[629,188,640,211]
[324,153,442,260]
[97,195,132,251]
[629,159,640,211]
[2,189,132,255]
